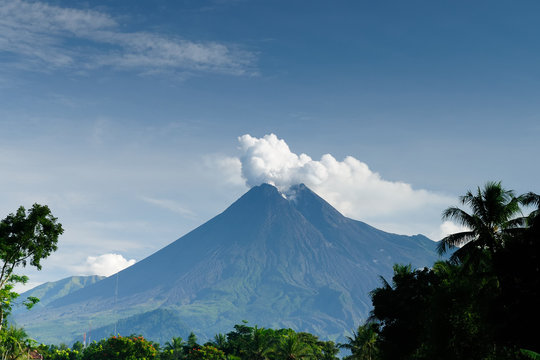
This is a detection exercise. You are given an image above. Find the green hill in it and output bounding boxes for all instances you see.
[13,275,105,312]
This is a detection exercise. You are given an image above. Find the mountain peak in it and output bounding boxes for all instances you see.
[284,183,346,225]
[16,182,443,345]
[224,183,288,214]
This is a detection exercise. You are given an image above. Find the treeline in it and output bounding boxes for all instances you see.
[34,324,341,360]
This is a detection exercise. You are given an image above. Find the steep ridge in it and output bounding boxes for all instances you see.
[15,183,444,344]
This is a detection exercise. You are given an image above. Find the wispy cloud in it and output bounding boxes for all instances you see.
[0,0,256,75]
[140,196,196,217]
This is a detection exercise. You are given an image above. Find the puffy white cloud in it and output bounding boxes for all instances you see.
[235,134,454,233]
[76,253,136,277]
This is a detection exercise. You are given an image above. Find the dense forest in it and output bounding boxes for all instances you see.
[1,182,539,360]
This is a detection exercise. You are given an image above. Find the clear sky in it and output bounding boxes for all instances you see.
[1,0,539,290]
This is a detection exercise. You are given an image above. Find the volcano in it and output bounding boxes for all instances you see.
[16,183,444,344]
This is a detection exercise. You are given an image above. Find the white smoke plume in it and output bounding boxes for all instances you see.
[236,134,454,234]
[77,253,136,277]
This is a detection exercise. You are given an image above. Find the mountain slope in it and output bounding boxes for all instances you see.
[12,275,105,314]
[15,183,445,344]
[86,309,191,345]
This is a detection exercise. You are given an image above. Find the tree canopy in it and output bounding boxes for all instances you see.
[368,182,540,360]
[0,204,63,332]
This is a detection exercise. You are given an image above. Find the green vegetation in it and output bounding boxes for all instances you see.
[367,182,540,360]
[0,204,63,359]
[29,323,339,360]
[0,325,36,360]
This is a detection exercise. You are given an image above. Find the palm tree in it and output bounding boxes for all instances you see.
[437,181,523,264]
[245,326,274,360]
[522,192,540,229]
[187,332,198,347]
[340,323,379,360]
[272,332,311,360]
[211,333,228,351]
[165,336,185,351]
[0,325,33,360]
[164,336,185,360]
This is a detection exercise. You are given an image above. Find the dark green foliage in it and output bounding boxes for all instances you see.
[208,333,227,351]
[37,324,339,360]
[273,332,312,360]
[368,183,540,360]
[0,274,39,323]
[521,349,540,360]
[72,341,84,352]
[224,323,276,360]
[217,323,338,360]
[162,336,186,360]
[185,345,226,360]
[0,203,63,360]
[0,325,35,360]
[187,332,198,348]
[0,204,63,331]
[0,204,64,274]
[370,262,501,360]
[79,335,158,360]
[370,265,439,359]
[298,332,339,360]
[339,323,378,360]
[491,195,540,353]
[437,181,522,264]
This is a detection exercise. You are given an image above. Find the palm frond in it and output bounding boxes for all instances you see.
[505,216,527,229]
[468,186,489,222]
[442,207,476,228]
[521,349,540,360]
[499,196,522,225]
[437,231,475,255]
[520,192,540,208]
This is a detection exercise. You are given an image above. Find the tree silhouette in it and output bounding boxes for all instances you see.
[437,181,522,265]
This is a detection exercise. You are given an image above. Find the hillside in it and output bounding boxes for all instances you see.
[13,275,105,314]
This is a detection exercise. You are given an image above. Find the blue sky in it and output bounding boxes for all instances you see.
[1,0,539,289]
